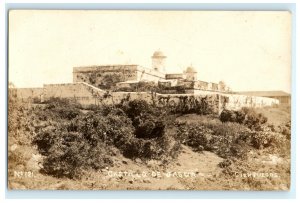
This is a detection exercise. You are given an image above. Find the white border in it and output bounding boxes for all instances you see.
[1,0,298,202]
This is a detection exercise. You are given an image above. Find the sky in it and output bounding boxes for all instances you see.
[9,10,291,93]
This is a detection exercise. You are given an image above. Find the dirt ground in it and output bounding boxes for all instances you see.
[8,144,289,190]
[8,145,224,190]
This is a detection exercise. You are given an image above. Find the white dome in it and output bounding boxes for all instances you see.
[186,66,197,73]
[152,50,166,58]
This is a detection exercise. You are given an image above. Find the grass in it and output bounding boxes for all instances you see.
[255,105,291,126]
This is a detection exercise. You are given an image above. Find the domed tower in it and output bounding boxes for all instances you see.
[152,50,166,72]
[185,66,198,81]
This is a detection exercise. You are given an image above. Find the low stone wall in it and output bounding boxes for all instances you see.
[191,90,279,109]
[43,82,105,106]
[101,91,278,112]
[221,93,279,110]
[15,83,279,112]
[14,88,44,101]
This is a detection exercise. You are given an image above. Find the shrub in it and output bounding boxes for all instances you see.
[133,113,166,139]
[120,99,156,119]
[33,100,181,178]
[8,91,46,180]
[176,125,211,152]
[33,115,126,179]
[220,109,237,123]
[32,98,82,122]
[118,99,167,139]
[218,159,232,168]
[235,110,246,123]
[32,102,136,179]
[57,106,81,120]
[45,99,81,120]
[41,131,114,179]
[176,121,252,159]
[121,133,181,162]
[32,125,62,156]
[281,127,291,139]
[70,112,135,148]
[118,101,179,161]
[243,110,267,130]
[250,130,284,149]
[219,108,267,130]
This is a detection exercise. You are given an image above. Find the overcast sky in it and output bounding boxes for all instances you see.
[9,10,291,93]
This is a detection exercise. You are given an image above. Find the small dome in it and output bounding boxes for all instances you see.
[152,50,166,58]
[186,66,197,73]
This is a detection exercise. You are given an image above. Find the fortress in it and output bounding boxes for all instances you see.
[14,50,279,112]
[72,51,220,93]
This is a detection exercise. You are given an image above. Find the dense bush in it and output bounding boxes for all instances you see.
[176,114,288,160]
[278,121,291,139]
[33,110,135,178]
[116,100,180,160]
[37,127,115,178]
[119,99,158,119]
[133,113,165,139]
[220,107,267,130]
[176,124,212,152]
[32,99,181,178]
[26,96,288,179]
[44,97,81,120]
[243,108,267,130]
[219,109,238,123]
[176,121,254,159]
[248,127,286,150]
[118,99,166,139]
[121,134,181,161]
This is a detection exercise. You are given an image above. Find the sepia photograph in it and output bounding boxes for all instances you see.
[8,10,291,190]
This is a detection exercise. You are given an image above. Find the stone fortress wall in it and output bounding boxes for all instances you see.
[14,50,279,111]
[73,64,165,89]
[34,82,278,112]
[14,81,279,112]
[73,65,139,86]
[43,82,105,106]
[15,88,44,101]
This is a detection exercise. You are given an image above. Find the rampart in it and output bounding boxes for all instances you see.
[15,83,279,112]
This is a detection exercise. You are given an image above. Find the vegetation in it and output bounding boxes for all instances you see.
[176,119,250,159]
[29,99,181,178]
[8,87,37,175]
[219,107,268,130]
[8,92,290,189]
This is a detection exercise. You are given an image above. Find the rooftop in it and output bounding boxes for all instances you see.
[152,50,166,58]
[238,91,291,97]
[186,66,197,73]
